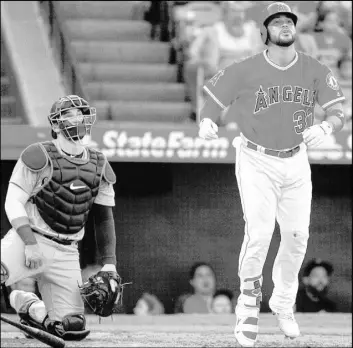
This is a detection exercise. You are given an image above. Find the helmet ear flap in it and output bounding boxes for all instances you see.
[260,24,269,45]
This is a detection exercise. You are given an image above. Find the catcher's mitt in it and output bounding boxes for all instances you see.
[78,271,122,317]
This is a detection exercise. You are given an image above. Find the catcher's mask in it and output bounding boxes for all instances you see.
[48,95,96,144]
[260,2,298,45]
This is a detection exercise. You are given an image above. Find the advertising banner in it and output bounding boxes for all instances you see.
[1,124,351,164]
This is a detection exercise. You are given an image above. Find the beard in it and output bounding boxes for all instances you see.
[307,285,329,299]
[268,31,296,47]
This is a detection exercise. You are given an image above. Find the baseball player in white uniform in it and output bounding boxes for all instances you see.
[1,95,121,341]
[198,3,346,347]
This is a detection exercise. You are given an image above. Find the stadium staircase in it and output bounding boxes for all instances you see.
[56,1,191,123]
[1,28,25,125]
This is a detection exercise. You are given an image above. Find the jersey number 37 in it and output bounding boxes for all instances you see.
[293,109,313,134]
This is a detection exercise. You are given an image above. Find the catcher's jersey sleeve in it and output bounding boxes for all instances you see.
[203,62,241,110]
[94,181,115,207]
[9,159,40,195]
[314,60,346,110]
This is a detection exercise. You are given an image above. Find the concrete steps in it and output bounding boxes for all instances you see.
[57,1,141,20]
[57,1,190,123]
[1,76,10,96]
[64,20,151,41]
[85,82,185,102]
[78,63,177,83]
[93,101,191,123]
[72,41,171,64]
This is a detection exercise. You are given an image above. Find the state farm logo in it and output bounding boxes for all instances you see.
[97,130,230,161]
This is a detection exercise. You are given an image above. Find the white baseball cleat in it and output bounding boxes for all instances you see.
[273,311,300,338]
[234,305,259,347]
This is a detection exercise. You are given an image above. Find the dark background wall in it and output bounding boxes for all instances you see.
[1,161,351,313]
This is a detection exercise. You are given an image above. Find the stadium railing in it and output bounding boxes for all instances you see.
[39,0,87,100]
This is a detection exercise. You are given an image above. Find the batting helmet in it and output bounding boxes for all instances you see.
[48,95,96,143]
[260,2,298,45]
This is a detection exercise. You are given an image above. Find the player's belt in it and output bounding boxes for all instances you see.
[33,229,77,246]
[246,141,300,158]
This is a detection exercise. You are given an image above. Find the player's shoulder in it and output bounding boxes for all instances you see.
[298,51,327,70]
[225,51,264,72]
[240,50,268,69]
[88,147,116,185]
[20,141,50,172]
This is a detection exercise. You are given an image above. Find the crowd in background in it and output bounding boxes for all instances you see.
[146,1,352,125]
[1,258,338,315]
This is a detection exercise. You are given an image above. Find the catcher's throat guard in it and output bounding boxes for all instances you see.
[49,95,96,145]
[78,271,131,317]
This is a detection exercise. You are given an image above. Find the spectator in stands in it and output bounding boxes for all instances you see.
[337,55,353,128]
[211,289,234,314]
[295,259,337,313]
[337,1,352,39]
[244,1,274,27]
[313,5,352,72]
[338,56,352,81]
[133,292,165,315]
[286,1,319,33]
[183,1,264,122]
[174,262,216,313]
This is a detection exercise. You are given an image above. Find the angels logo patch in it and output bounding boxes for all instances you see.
[326,72,339,91]
[209,70,225,87]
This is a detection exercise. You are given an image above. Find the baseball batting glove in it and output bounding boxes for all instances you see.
[78,265,130,317]
[199,118,219,140]
[302,121,333,149]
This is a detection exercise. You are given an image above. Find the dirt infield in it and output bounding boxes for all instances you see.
[1,313,351,347]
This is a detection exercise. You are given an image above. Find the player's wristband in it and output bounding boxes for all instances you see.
[11,216,30,230]
[16,224,38,245]
[320,121,333,136]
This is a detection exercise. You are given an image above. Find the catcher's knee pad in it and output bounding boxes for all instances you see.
[1,261,9,284]
[45,313,90,341]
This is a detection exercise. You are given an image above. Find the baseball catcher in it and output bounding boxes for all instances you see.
[1,95,125,341]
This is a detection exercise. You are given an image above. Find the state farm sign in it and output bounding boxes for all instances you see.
[96,130,230,161]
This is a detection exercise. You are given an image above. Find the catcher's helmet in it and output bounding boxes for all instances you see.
[48,95,96,143]
[260,2,298,45]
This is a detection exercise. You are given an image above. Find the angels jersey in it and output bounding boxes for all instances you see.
[203,50,346,149]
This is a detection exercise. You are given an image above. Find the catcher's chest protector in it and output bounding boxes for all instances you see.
[34,141,105,234]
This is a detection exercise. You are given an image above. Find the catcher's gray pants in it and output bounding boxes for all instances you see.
[1,228,84,321]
